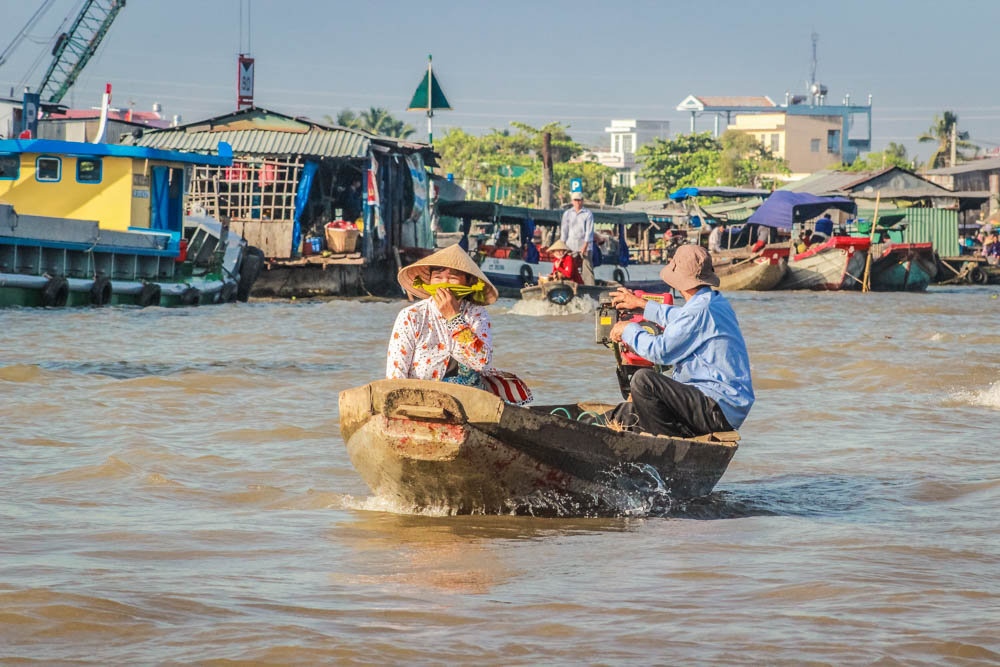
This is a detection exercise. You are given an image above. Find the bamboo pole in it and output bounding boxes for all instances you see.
[861,191,881,292]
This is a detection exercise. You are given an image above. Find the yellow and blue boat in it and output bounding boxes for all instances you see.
[0,138,261,307]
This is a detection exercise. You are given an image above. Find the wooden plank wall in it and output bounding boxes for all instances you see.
[231,221,295,259]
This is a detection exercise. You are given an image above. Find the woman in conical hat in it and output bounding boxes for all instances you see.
[387,245,531,404]
[546,239,583,284]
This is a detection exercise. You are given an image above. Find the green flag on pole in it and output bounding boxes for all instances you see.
[407,55,450,144]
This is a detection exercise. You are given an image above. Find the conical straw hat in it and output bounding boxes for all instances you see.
[547,239,570,253]
[397,244,499,304]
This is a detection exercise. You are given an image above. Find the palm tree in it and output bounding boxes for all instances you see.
[323,109,361,129]
[324,107,415,139]
[918,111,976,169]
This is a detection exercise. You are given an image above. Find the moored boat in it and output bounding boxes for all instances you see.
[867,242,937,291]
[778,236,870,290]
[713,245,789,291]
[338,379,740,515]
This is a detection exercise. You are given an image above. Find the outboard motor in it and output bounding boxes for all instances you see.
[595,291,673,399]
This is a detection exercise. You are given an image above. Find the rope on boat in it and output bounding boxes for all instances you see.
[549,407,573,419]
[549,407,610,426]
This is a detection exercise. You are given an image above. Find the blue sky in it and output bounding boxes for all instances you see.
[2,0,999,160]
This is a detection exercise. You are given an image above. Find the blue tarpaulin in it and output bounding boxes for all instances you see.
[292,161,319,254]
[617,223,629,266]
[746,191,856,230]
[522,217,539,263]
[150,166,170,232]
[670,186,771,201]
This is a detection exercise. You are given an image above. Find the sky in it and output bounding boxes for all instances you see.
[2,0,999,162]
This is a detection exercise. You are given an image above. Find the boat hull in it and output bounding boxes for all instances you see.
[778,237,870,290]
[714,246,789,291]
[868,243,937,291]
[519,280,619,304]
[339,379,739,515]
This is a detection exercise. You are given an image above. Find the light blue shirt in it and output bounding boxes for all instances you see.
[560,207,594,253]
[622,288,754,429]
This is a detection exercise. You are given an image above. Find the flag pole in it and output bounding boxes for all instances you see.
[426,54,434,145]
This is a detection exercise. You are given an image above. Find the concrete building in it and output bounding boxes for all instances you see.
[586,119,670,187]
[676,93,872,178]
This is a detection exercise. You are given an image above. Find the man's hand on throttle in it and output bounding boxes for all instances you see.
[609,320,629,343]
[610,287,647,311]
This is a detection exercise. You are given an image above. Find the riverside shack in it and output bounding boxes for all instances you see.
[124,107,438,296]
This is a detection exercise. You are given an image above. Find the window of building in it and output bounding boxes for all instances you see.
[827,129,841,154]
[0,154,18,180]
[810,139,820,153]
[35,156,61,182]
[623,135,633,153]
[770,134,780,152]
[76,157,102,183]
[613,134,621,153]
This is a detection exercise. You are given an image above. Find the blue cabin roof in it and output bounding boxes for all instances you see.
[0,139,233,166]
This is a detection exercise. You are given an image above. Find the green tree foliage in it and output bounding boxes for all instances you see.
[325,107,415,139]
[636,131,788,198]
[918,111,976,169]
[435,122,628,206]
[840,142,915,172]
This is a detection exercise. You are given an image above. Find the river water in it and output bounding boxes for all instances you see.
[2,287,999,664]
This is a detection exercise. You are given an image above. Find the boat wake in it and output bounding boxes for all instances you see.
[508,295,596,317]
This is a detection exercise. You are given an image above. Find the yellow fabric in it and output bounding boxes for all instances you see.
[412,277,488,304]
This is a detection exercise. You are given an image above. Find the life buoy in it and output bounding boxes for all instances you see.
[179,287,200,306]
[136,283,161,308]
[40,276,69,307]
[970,266,988,284]
[613,268,626,284]
[519,264,534,286]
[89,275,112,306]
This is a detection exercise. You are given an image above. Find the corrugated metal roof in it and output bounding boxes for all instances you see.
[132,127,370,159]
[782,169,887,194]
[695,96,775,107]
[923,157,1000,176]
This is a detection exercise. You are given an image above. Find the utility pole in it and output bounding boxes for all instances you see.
[950,122,958,168]
[540,132,553,209]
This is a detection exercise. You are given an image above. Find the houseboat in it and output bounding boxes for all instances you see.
[0,138,261,307]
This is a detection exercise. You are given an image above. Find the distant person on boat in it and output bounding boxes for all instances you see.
[546,240,583,284]
[811,213,834,244]
[561,191,595,285]
[605,245,754,438]
[495,229,514,248]
[708,221,724,253]
[386,245,532,404]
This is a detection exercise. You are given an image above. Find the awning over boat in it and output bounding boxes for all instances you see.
[437,200,648,226]
[669,186,772,201]
[746,191,856,230]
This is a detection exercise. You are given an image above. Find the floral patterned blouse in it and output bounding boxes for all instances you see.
[386,299,492,381]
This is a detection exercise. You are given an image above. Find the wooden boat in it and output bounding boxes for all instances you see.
[519,279,620,305]
[867,242,938,291]
[712,245,789,291]
[777,236,870,290]
[338,379,740,515]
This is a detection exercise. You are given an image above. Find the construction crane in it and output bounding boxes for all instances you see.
[37,0,126,104]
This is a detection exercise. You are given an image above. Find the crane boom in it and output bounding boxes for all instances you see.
[37,0,126,103]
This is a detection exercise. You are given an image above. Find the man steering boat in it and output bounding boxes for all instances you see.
[605,244,754,438]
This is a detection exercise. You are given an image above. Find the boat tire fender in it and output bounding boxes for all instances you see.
[136,283,161,308]
[41,276,69,307]
[89,275,112,306]
[220,281,238,303]
[237,251,264,302]
[613,268,626,284]
[970,266,988,284]
[519,264,534,286]
[179,287,200,306]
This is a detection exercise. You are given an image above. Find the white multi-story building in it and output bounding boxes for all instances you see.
[585,119,671,187]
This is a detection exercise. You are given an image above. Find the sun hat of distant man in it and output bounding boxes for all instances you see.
[659,244,720,291]
[397,244,499,304]
[570,191,584,200]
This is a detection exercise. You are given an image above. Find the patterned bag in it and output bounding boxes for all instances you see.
[481,369,533,406]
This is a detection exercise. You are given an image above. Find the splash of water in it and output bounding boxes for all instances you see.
[950,381,1000,410]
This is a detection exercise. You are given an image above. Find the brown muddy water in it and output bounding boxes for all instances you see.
[2,287,999,664]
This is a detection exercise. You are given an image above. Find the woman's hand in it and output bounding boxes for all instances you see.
[610,287,647,311]
[433,286,461,319]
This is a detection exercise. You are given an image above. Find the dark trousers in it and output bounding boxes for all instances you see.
[608,368,733,438]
